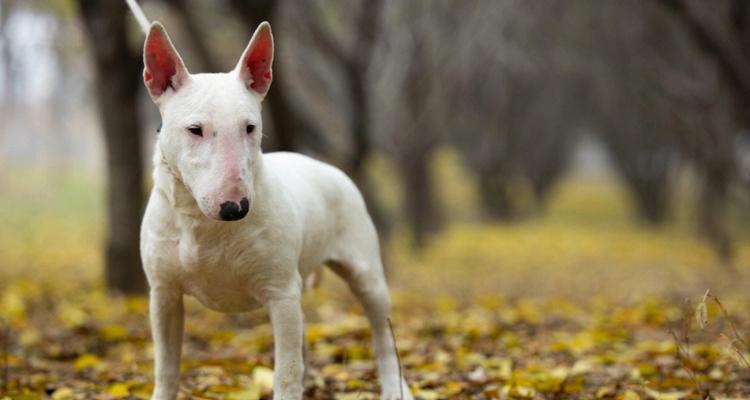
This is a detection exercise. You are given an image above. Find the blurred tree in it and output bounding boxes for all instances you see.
[78,0,147,293]
[509,3,586,212]
[164,0,220,72]
[387,0,458,247]
[0,0,14,188]
[455,65,530,220]
[396,33,443,247]
[284,0,451,248]
[452,0,581,220]
[654,0,750,112]
[650,0,743,261]
[596,105,677,224]
[0,1,13,106]
[226,0,325,153]
[663,81,738,262]
[515,74,584,212]
[588,0,680,224]
[297,0,390,239]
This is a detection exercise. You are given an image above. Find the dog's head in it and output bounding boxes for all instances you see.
[142,22,273,221]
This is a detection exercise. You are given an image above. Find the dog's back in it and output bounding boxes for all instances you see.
[261,152,379,279]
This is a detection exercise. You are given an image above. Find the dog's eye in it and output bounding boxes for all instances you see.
[187,126,203,137]
[246,125,255,134]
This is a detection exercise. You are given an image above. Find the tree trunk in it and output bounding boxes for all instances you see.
[478,173,516,221]
[79,0,147,294]
[264,77,297,151]
[396,149,441,249]
[396,27,443,249]
[296,0,392,262]
[345,0,391,243]
[227,0,297,152]
[346,79,391,258]
[627,176,669,224]
[0,1,14,189]
[699,169,734,265]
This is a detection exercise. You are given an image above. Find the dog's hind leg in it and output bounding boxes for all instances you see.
[327,256,413,400]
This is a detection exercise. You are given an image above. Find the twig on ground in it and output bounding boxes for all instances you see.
[707,293,749,352]
[668,299,710,399]
[705,292,750,370]
[719,333,750,369]
[387,317,404,400]
[668,327,708,398]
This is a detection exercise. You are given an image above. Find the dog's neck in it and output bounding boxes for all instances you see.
[151,144,268,230]
[153,147,200,219]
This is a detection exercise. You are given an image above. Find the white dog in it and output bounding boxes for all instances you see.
[125,1,412,399]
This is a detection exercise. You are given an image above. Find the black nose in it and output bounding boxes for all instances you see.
[219,198,250,221]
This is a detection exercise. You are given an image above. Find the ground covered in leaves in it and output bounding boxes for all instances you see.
[1,165,750,399]
[2,285,750,399]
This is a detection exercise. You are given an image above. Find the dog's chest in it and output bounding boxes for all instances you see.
[175,226,277,312]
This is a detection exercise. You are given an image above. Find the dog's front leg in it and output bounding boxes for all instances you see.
[150,287,184,400]
[268,297,304,400]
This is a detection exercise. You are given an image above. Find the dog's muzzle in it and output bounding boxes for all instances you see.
[219,198,250,221]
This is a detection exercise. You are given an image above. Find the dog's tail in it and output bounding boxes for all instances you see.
[125,0,151,35]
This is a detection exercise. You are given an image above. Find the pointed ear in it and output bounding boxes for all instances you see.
[143,22,189,100]
[235,22,274,98]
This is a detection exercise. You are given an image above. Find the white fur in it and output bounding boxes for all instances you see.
[131,10,413,400]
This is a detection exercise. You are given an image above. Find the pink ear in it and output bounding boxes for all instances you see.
[236,22,274,97]
[143,22,189,99]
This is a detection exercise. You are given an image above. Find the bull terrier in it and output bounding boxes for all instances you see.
[125,1,412,399]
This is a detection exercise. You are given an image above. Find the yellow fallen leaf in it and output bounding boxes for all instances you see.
[252,366,274,392]
[334,393,378,400]
[414,389,440,400]
[19,328,40,347]
[596,386,614,398]
[228,387,261,400]
[619,390,641,400]
[571,359,596,375]
[0,290,26,322]
[107,383,130,398]
[74,353,100,370]
[436,295,456,312]
[52,387,74,400]
[101,324,128,341]
[512,386,536,398]
[443,381,464,396]
[644,388,691,400]
[58,303,88,328]
[306,325,325,342]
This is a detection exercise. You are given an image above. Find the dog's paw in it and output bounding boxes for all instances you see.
[381,392,414,400]
[381,378,414,400]
[150,388,178,400]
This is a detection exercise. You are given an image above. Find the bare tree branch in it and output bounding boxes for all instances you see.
[165,0,220,72]
[654,0,750,103]
[299,2,354,66]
